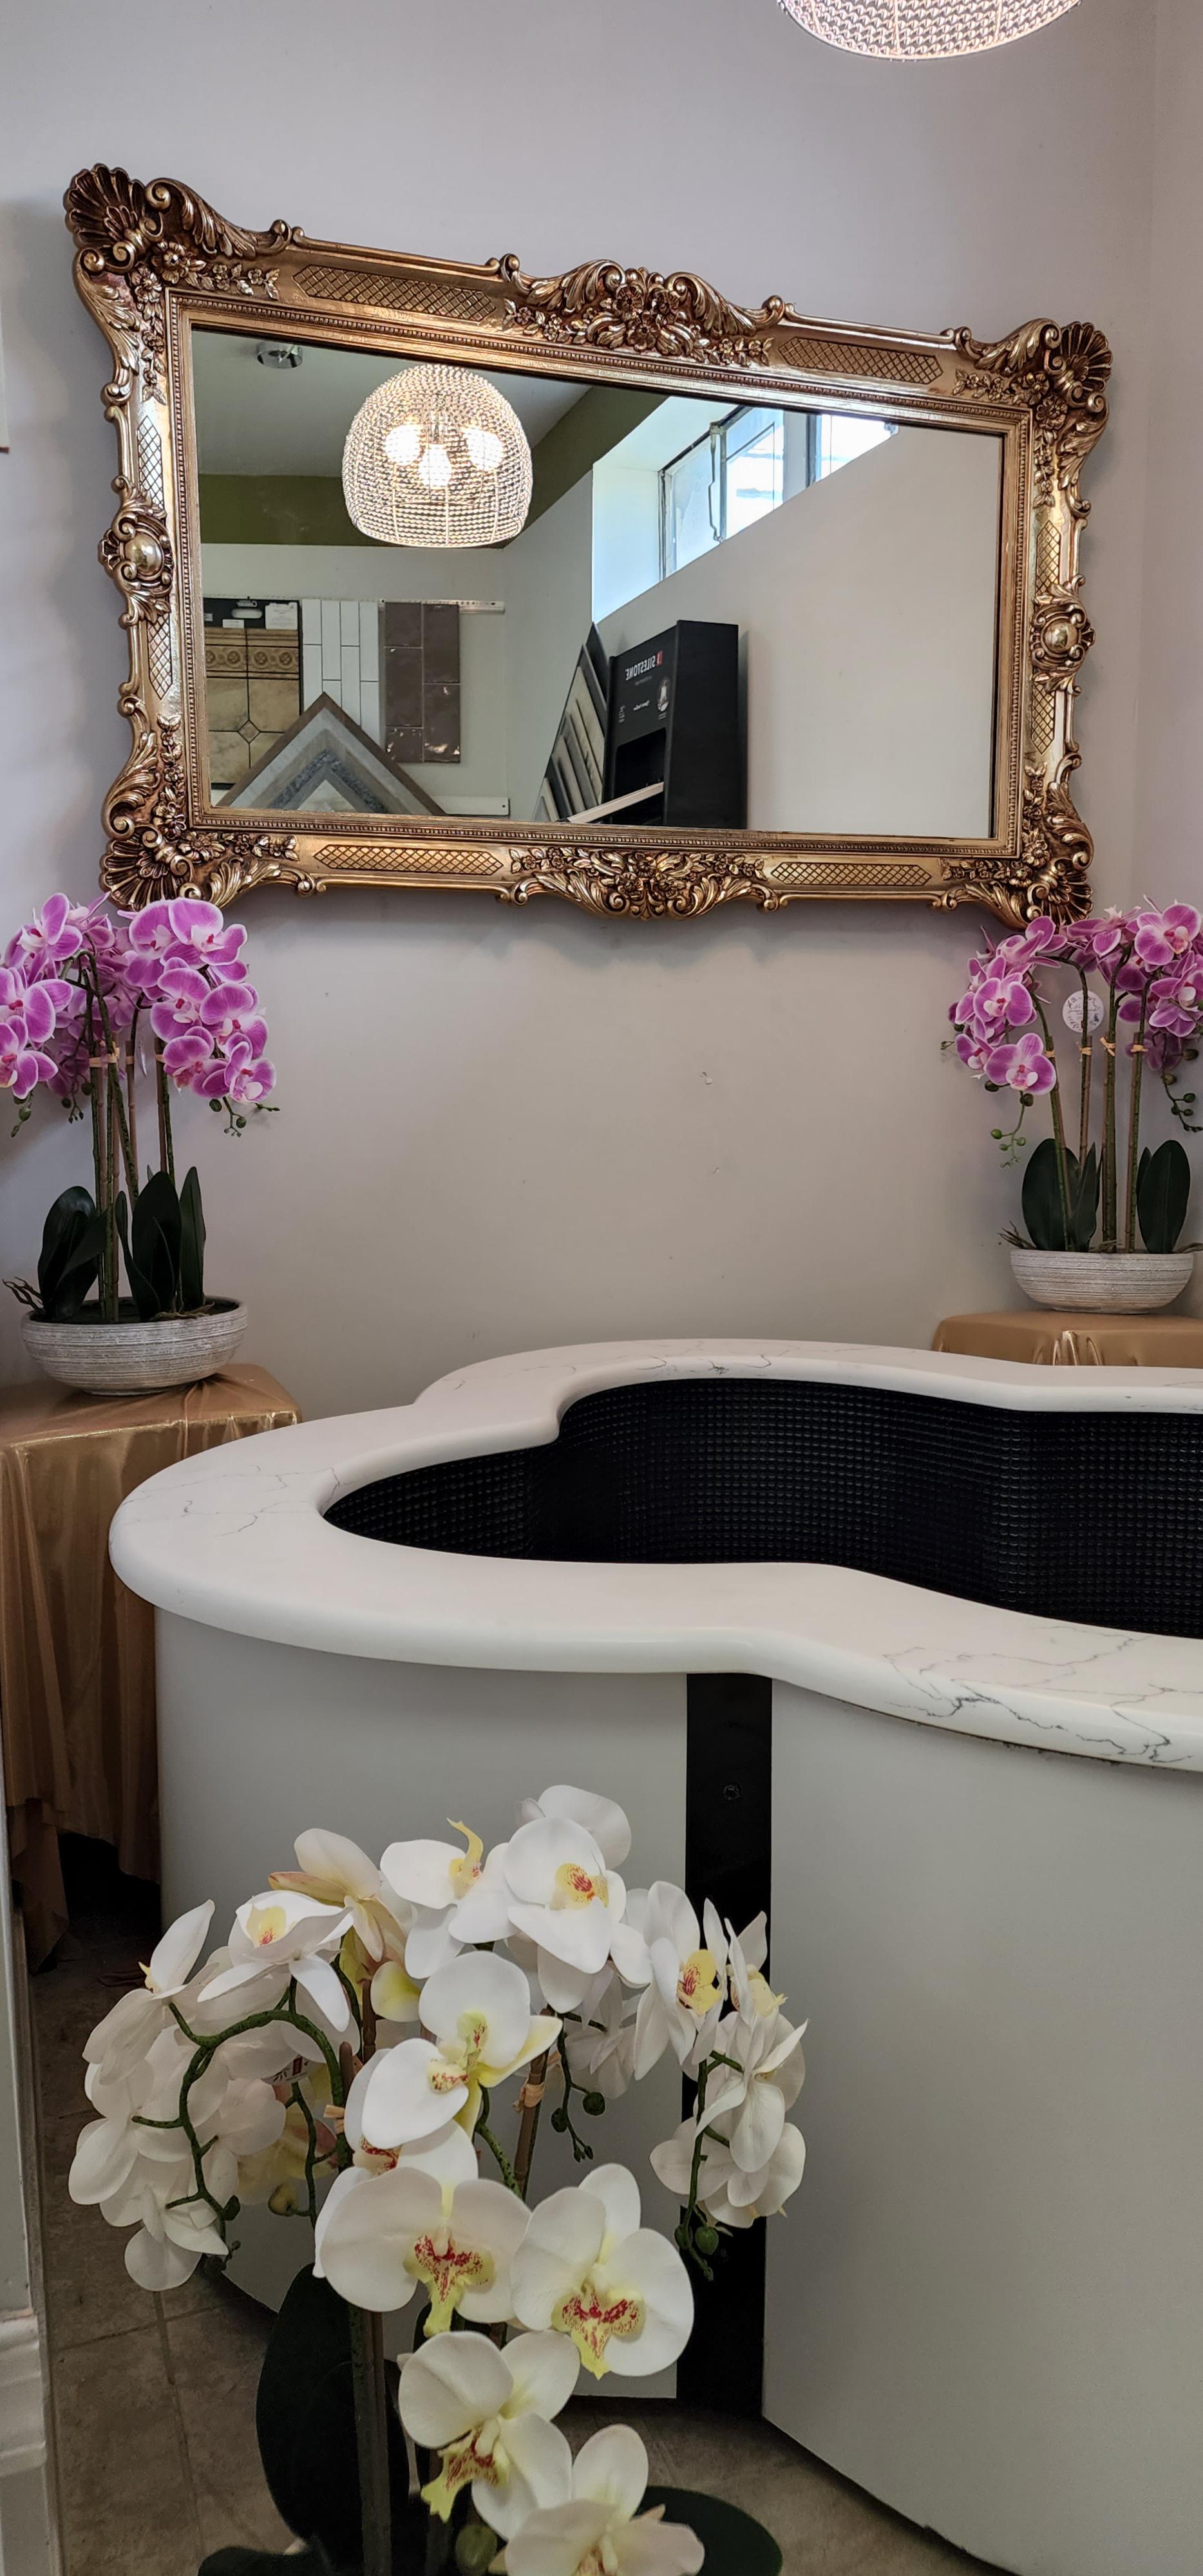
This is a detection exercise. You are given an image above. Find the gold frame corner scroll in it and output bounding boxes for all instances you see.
[66,164,1111,925]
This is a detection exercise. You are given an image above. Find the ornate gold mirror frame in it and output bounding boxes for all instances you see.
[66,166,1110,923]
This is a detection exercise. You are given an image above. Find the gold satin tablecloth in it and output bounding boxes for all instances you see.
[933,1311,1203,1367]
[0,1363,299,1962]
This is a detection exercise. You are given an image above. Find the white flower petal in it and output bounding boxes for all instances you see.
[479,2411,573,2538]
[506,2500,611,2576]
[509,1902,611,1977]
[404,1906,461,1980]
[362,2039,466,2147]
[504,2329,580,2423]
[398,2329,511,2448]
[381,1839,466,1910]
[582,2163,641,2248]
[619,2510,706,2575]
[401,2122,480,2188]
[421,1949,531,2065]
[146,1899,214,1996]
[526,1787,632,1870]
[317,2164,440,2310]
[313,2167,369,2277]
[731,2079,786,2174]
[572,2422,648,2518]
[69,2118,139,2208]
[505,1816,606,1902]
[594,2230,694,2378]
[294,1955,351,2032]
[533,1948,590,2014]
[511,2186,607,2331]
[126,2228,200,2291]
[609,1919,652,1989]
[649,2119,695,2201]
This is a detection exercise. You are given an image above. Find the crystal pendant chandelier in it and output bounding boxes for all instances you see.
[342,362,533,548]
[778,0,1078,57]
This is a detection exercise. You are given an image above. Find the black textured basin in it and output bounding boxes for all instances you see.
[325,1376,1203,1640]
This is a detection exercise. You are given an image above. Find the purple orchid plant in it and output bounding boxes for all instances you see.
[2,893,274,1325]
[950,905,1203,1255]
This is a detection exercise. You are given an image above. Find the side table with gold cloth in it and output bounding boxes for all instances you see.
[0,1364,299,1962]
[934,1311,1203,1367]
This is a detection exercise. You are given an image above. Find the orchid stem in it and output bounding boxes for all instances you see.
[1124,999,1149,1253]
[349,2304,392,2576]
[515,2049,550,2200]
[1033,996,1073,1245]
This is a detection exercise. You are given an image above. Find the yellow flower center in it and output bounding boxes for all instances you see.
[554,1861,608,1910]
[406,2228,495,2335]
[246,1902,289,1948]
[676,1948,721,2017]
[446,1821,484,1898]
[421,2423,507,2521]
[553,2275,644,2378]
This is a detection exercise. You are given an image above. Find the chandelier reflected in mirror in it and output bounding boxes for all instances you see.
[343,361,533,548]
[779,0,1078,57]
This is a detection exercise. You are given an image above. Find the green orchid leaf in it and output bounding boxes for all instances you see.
[255,2268,411,2570]
[37,1186,100,1318]
[1021,1136,1079,1251]
[115,1193,160,1321]
[644,2488,782,2575]
[180,1164,207,1310]
[130,1168,184,1314]
[1137,1137,1191,1253]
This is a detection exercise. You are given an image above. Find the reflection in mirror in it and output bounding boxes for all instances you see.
[193,327,1003,837]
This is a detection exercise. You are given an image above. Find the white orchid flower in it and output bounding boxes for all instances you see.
[270,1828,409,1964]
[504,2423,704,2576]
[357,1952,559,2147]
[93,2127,236,2289]
[398,2328,576,2534]
[511,2163,692,2381]
[708,1904,782,2022]
[562,1968,637,2103]
[651,2113,806,2228]
[81,1899,216,2081]
[502,1817,648,2013]
[695,2007,805,2174]
[316,2150,528,2329]
[340,2055,480,2177]
[627,1884,724,2079]
[518,1785,632,1871]
[198,1889,353,2031]
[381,1821,512,1980]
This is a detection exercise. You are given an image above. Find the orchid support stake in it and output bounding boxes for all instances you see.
[1076,970,1092,1167]
[349,2304,392,2576]
[1101,978,1122,1249]
[1033,999,1072,1245]
[1124,999,1150,1252]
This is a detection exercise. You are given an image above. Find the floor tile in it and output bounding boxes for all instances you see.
[166,2293,292,2559]
[53,2322,202,2576]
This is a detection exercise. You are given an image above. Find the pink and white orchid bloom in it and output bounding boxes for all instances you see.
[381,1821,512,1980]
[316,2150,528,2330]
[199,1889,353,2031]
[518,1783,633,1870]
[503,2424,703,2576]
[651,2113,806,2229]
[355,1951,559,2146]
[698,2007,806,2174]
[398,2329,576,2534]
[502,1817,649,2013]
[270,1828,408,1965]
[511,2164,693,2382]
[629,1884,725,2078]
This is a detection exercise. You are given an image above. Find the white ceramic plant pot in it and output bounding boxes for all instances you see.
[21,1299,249,1395]
[1009,1249,1194,1314]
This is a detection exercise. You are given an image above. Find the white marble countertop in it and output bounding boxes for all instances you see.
[109,1339,1203,1772]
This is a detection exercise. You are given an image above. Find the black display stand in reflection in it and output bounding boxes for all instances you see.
[603,620,743,828]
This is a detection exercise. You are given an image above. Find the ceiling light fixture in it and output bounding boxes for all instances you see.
[778,0,1078,59]
[342,362,533,549]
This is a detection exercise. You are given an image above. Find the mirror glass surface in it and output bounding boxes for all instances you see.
[193,326,1003,837]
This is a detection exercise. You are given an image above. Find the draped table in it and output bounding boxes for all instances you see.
[933,1309,1203,1367]
[0,1363,299,1961]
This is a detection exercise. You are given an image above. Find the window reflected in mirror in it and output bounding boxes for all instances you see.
[193,326,1002,838]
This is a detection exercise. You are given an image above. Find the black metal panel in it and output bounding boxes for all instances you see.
[678,1674,772,2419]
[325,1376,1203,1640]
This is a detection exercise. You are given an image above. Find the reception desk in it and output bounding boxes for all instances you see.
[109,1341,1203,2576]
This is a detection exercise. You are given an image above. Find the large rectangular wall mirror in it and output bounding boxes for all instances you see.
[67,169,1110,924]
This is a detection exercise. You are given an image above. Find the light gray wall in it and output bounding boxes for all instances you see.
[598,425,1001,837]
[0,0,1160,1416]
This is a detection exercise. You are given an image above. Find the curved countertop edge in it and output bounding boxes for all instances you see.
[109,1339,1203,1774]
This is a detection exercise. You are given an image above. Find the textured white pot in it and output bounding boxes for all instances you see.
[22,1300,248,1394]
[1010,1249,1193,1314]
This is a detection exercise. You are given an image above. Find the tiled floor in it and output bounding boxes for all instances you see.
[32,1862,1000,2576]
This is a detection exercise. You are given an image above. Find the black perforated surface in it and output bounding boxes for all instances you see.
[325,1377,1203,1639]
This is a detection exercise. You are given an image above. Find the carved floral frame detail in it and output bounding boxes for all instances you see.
[66,166,1112,924]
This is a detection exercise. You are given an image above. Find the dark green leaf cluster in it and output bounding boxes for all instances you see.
[30,1167,207,1320]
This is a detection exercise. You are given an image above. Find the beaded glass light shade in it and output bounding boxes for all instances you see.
[779,0,1077,56]
[342,362,533,548]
